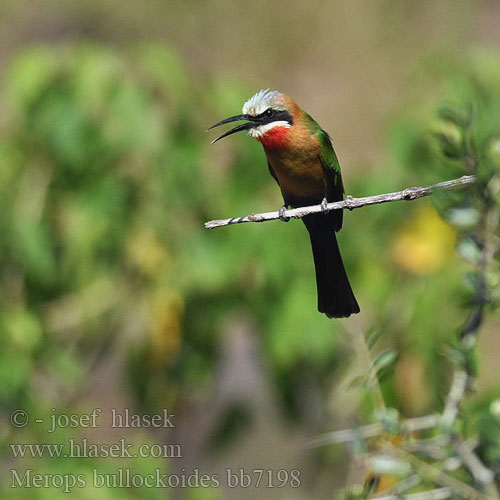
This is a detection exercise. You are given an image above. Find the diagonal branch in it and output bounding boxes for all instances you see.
[453,438,497,493]
[440,369,469,429]
[379,441,496,500]
[373,487,452,500]
[304,414,441,448]
[204,175,476,229]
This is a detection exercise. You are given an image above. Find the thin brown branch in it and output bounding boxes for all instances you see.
[204,175,476,229]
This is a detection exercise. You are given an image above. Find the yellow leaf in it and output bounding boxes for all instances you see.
[149,289,184,366]
[126,228,169,276]
[390,205,456,275]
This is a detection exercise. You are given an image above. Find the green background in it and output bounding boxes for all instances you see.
[1,1,500,498]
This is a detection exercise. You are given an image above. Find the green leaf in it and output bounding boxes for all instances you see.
[446,208,480,228]
[378,407,401,434]
[438,104,470,128]
[433,132,463,159]
[369,454,412,476]
[373,349,398,377]
[456,237,482,262]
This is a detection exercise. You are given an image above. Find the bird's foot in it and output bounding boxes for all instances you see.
[320,197,329,214]
[279,205,290,222]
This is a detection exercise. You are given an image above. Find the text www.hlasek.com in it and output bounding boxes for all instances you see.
[9,408,301,492]
[11,468,301,492]
[10,438,182,459]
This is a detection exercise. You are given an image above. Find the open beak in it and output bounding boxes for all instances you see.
[206,114,259,144]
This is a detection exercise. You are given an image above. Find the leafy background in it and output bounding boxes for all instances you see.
[0,1,500,498]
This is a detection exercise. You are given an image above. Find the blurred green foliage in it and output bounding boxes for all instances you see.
[0,43,352,498]
[342,49,500,498]
[0,42,357,414]
[1,40,500,498]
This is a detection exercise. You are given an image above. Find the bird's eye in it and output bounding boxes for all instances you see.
[264,108,274,118]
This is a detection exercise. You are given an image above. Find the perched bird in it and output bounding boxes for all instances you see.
[207,89,359,318]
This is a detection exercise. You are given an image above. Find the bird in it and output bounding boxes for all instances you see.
[207,89,359,318]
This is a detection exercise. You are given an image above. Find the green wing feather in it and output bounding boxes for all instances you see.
[303,112,344,201]
[317,129,344,231]
[315,128,344,202]
[303,112,345,230]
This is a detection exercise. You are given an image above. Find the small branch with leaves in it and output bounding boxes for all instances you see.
[204,175,476,229]
[306,169,500,500]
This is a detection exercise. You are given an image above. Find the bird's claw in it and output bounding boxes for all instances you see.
[321,197,329,214]
[279,206,290,222]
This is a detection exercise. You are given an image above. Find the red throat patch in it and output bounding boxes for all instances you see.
[257,126,289,149]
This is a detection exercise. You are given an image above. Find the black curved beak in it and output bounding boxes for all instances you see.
[206,114,259,144]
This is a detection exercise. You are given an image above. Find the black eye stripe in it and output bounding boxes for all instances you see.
[259,109,293,125]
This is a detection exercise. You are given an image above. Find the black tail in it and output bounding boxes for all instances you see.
[303,214,359,318]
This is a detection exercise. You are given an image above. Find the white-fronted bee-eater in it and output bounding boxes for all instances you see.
[208,89,359,318]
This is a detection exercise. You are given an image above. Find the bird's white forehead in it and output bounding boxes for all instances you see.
[242,89,286,116]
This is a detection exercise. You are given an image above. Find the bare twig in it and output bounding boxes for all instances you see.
[373,487,452,500]
[379,441,496,500]
[454,437,499,498]
[373,474,422,498]
[441,369,469,429]
[204,175,476,229]
[305,414,441,448]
